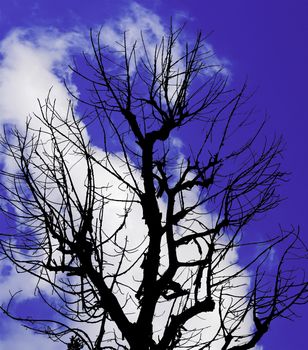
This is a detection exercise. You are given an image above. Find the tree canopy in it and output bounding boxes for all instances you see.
[0,26,307,350]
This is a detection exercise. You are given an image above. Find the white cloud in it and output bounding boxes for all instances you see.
[101,2,166,58]
[0,27,86,128]
[100,2,229,74]
[0,26,87,350]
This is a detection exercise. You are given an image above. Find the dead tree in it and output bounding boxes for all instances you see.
[0,27,307,350]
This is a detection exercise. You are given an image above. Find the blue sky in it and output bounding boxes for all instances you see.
[0,1,307,349]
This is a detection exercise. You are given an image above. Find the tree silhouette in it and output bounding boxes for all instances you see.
[0,26,307,350]
[68,336,84,350]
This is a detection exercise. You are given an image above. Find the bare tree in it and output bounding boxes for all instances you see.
[0,26,307,350]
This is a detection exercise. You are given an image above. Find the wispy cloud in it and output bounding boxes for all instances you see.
[0,317,62,350]
[101,2,229,74]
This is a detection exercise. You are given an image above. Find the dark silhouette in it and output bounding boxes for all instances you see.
[68,336,84,350]
[0,26,307,350]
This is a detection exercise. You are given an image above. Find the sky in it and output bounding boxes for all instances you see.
[0,1,307,349]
